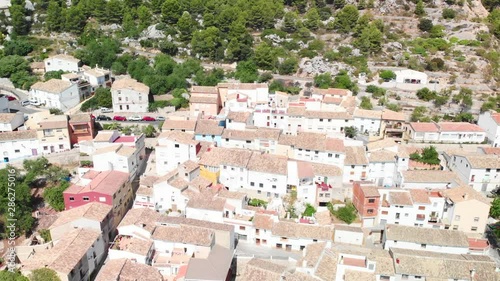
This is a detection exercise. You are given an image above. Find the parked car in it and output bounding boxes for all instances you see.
[128,115,142,121]
[30,100,41,106]
[113,116,127,121]
[156,116,165,121]
[142,116,155,121]
[96,115,111,121]
[100,107,113,113]
[7,96,16,101]
[21,100,30,106]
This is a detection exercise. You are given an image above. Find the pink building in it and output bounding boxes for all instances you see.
[69,114,96,147]
[189,86,222,116]
[63,170,132,228]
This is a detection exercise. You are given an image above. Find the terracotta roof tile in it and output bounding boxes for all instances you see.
[31,79,73,94]
[112,78,149,93]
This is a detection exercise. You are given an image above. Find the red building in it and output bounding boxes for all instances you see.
[63,170,132,228]
[69,114,95,147]
[352,182,380,227]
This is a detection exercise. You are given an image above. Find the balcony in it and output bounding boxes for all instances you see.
[73,128,89,134]
[416,214,425,221]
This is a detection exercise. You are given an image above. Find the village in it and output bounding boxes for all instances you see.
[0,52,499,281]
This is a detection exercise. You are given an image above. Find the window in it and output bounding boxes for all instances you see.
[368,199,375,203]
[69,197,75,201]
[275,193,279,198]
[455,215,460,221]
[381,211,388,215]
[267,192,271,197]
[474,217,479,222]
[14,149,20,153]
[367,209,374,214]
[453,225,459,230]
[83,197,90,201]
[250,182,255,186]
[126,105,129,110]
[471,226,478,231]
[43,146,48,150]
[272,185,276,189]
[259,183,263,188]
[486,168,491,172]
[328,153,333,157]
[175,144,179,148]
[43,129,54,137]
[402,274,409,280]
[119,105,123,110]
[319,119,323,122]
[418,206,425,210]
[118,97,122,101]
[246,140,251,144]
[139,96,142,101]
[59,145,64,149]
[257,190,261,194]
[335,154,339,158]
[421,244,426,248]
[239,226,245,230]
[351,165,355,169]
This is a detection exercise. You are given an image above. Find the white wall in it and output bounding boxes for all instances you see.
[112,88,148,113]
[354,117,381,135]
[155,140,198,175]
[30,84,80,111]
[0,113,24,132]
[334,230,364,245]
[186,207,224,223]
[383,239,468,255]
[0,138,39,161]
[478,111,500,147]
[247,170,288,198]
[153,181,189,213]
[45,57,80,73]
[220,165,249,192]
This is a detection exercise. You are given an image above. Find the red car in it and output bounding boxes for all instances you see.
[113,116,127,121]
[7,96,16,101]
[142,116,156,121]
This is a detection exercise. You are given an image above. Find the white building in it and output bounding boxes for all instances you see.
[343,146,369,183]
[333,225,364,246]
[92,143,143,180]
[111,78,149,113]
[30,79,80,111]
[108,236,154,265]
[220,127,281,154]
[155,131,200,175]
[246,153,289,199]
[82,67,111,91]
[394,69,428,84]
[407,122,486,144]
[377,189,446,228]
[478,110,500,147]
[0,130,39,162]
[225,111,253,130]
[44,54,81,73]
[383,224,470,255]
[0,112,25,132]
[448,153,500,193]
[367,149,397,187]
[353,109,382,135]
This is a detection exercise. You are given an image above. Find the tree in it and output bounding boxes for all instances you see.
[442,8,456,19]
[235,60,259,83]
[254,42,278,70]
[0,271,29,281]
[415,0,425,16]
[0,167,34,237]
[353,13,371,37]
[282,11,298,33]
[333,70,355,90]
[355,24,383,54]
[379,70,396,81]
[386,103,401,112]
[454,112,474,122]
[416,87,437,101]
[95,88,112,108]
[106,0,123,24]
[9,4,29,35]
[304,8,321,30]
[418,18,433,32]
[314,73,333,88]
[302,204,316,217]
[46,0,63,31]
[177,11,195,42]
[344,126,358,138]
[329,203,357,224]
[43,181,69,211]
[162,0,181,24]
[49,108,64,115]
[433,94,449,108]
[278,57,299,75]
[429,25,445,38]
[4,40,33,56]
[490,197,500,219]
[411,106,431,122]
[44,70,66,81]
[334,5,359,33]
[65,4,86,34]
[360,96,373,109]
[191,27,224,61]
[142,124,157,137]
[426,58,445,71]
[333,0,346,9]
[75,37,121,69]
[487,8,500,39]
[29,268,61,281]
[122,11,139,38]
[410,146,440,165]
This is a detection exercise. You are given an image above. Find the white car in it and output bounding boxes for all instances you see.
[30,100,41,106]
[128,115,142,121]
[21,100,30,106]
[156,116,165,121]
[100,107,113,113]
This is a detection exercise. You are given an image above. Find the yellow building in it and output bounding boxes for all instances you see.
[36,115,71,154]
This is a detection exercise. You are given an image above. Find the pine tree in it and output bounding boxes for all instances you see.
[282,11,298,33]
[415,0,426,16]
[161,0,181,24]
[177,11,195,42]
[46,0,62,32]
[9,5,29,35]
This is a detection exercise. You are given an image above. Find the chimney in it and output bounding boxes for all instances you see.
[470,268,476,278]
